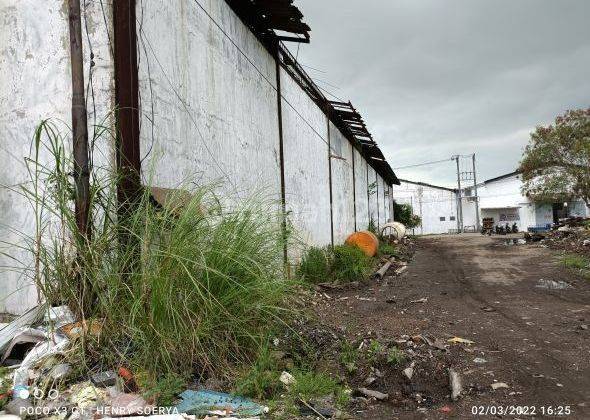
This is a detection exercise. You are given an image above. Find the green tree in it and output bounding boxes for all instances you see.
[393,202,421,228]
[519,108,590,206]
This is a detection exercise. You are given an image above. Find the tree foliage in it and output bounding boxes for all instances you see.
[519,108,590,205]
[393,202,422,228]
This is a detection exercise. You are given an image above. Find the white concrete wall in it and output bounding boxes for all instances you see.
[0,1,113,314]
[137,0,281,199]
[377,175,386,229]
[329,123,355,244]
[367,166,378,229]
[354,148,369,231]
[281,69,331,249]
[392,181,458,235]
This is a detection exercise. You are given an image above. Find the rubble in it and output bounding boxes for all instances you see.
[536,279,572,290]
[490,382,509,390]
[357,388,388,401]
[448,369,462,401]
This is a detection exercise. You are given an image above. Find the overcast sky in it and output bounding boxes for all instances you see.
[295,0,590,188]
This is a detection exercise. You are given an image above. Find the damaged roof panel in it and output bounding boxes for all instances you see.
[225,0,310,43]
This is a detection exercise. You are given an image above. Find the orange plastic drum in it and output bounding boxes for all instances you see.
[345,230,379,257]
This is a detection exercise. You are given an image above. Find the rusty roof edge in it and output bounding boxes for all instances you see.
[223,0,399,185]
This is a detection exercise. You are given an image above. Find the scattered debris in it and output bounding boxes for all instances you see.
[410,297,428,304]
[91,370,118,387]
[536,279,572,290]
[358,387,388,401]
[395,266,408,275]
[374,257,396,279]
[581,324,588,330]
[491,382,509,390]
[175,390,268,417]
[448,368,462,401]
[480,306,495,312]
[447,337,475,345]
[279,371,296,387]
[403,365,414,380]
[473,357,487,364]
[110,392,154,416]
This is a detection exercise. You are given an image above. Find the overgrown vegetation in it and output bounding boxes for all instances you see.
[16,121,293,390]
[297,244,374,284]
[393,202,422,228]
[236,341,349,415]
[561,253,590,279]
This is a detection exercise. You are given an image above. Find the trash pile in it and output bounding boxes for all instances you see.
[0,306,267,419]
[524,217,590,256]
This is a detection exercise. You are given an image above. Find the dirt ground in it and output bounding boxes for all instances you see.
[313,234,590,419]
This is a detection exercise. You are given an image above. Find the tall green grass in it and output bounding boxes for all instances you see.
[13,120,293,383]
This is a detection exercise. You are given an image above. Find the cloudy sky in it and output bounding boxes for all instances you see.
[295,0,590,188]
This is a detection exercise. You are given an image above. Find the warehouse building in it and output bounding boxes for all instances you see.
[0,0,398,314]
[392,179,459,235]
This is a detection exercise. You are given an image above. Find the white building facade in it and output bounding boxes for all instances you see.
[462,171,589,231]
[392,179,459,235]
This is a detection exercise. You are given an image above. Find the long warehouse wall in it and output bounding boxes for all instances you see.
[0,1,114,314]
[0,0,395,314]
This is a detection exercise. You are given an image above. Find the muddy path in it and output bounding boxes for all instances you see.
[313,234,590,419]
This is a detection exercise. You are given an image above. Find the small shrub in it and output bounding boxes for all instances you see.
[141,372,188,406]
[235,344,281,399]
[379,243,397,256]
[366,339,383,364]
[386,347,406,366]
[339,342,359,374]
[332,245,373,283]
[297,247,332,283]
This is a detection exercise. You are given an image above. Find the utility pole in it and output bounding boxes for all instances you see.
[453,155,463,233]
[472,153,480,231]
[68,0,91,239]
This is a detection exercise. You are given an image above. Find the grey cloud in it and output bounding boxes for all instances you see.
[295,0,590,186]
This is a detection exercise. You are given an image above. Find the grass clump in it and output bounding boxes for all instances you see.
[296,246,332,284]
[332,245,372,282]
[561,254,590,270]
[378,242,397,257]
[16,121,292,387]
[561,253,590,279]
[386,346,406,366]
[339,342,359,374]
[297,244,374,284]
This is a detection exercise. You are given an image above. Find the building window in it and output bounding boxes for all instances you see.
[450,216,456,221]
[440,216,446,221]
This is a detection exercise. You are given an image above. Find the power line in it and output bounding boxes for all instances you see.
[189,0,341,154]
[393,157,453,170]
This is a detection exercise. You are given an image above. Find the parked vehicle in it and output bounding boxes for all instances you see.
[512,223,519,233]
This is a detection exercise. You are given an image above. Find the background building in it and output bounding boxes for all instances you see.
[462,171,589,231]
[392,179,459,235]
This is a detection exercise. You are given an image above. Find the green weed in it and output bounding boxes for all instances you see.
[378,243,397,256]
[332,245,373,283]
[561,254,590,270]
[386,347,406,366]
[339,342,359,374]
[296,246,332,284]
